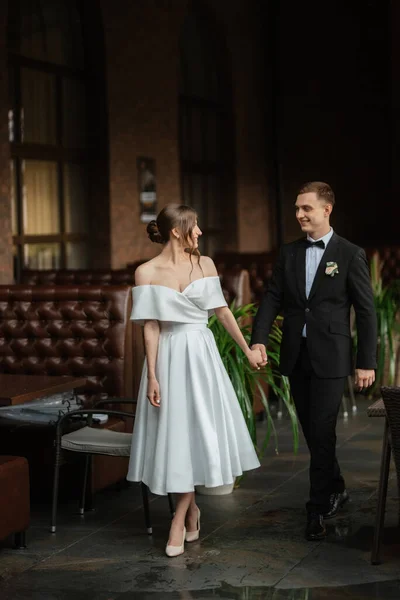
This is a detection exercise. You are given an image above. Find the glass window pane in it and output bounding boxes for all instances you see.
[8,107,15,143]
[23,243,61,269]
[63,79,87,148]
[13,0,84,68]
[66,242,89,268]
[22,160,59,234]
[10,161,18,235]
[64,163,88,233]
[21,69,56,144]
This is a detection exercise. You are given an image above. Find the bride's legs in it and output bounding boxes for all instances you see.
[185,493,200,532]
[168,492,193,546]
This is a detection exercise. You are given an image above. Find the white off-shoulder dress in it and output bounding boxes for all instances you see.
[126,276,260,495]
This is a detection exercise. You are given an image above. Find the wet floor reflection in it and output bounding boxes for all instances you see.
[327,520,400,560]
[117,579,400,599]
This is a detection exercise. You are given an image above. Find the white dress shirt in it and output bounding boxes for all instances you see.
[302,228,334,337]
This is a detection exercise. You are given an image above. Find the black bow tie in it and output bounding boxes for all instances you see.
[303,239,325,249]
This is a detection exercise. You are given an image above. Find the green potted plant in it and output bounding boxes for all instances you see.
[195,303,298,495]
[368,252,400,395]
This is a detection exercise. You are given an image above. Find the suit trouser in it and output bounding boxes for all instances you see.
[289,339,346,514]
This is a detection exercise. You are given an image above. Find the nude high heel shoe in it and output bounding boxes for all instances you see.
[185,508,201,542]
[165,526,186,557]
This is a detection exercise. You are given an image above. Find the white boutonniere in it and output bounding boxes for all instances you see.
[325,261,339,277]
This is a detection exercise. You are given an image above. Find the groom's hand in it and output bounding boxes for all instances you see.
[354,369,375,391]
[250,344,268,366]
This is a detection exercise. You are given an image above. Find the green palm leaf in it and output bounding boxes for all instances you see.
[360,252,400,396]
[208,303,298,467]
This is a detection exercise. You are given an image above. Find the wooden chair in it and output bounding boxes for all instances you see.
[51,398,174,534]
[368,386,400,564]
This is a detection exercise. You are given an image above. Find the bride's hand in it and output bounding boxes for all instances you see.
[147,376,161,407]
[246,348,264,370]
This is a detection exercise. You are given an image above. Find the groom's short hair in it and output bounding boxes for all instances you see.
[297,181,335,207]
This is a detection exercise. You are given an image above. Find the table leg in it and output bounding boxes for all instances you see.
[371,419,391,565]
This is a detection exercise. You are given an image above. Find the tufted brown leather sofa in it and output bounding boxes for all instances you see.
[23,264,253,305]
[20,265,251,384]
[20,270,144,400]
[0,455,30,547]
[214,252,278,304]
[0,285,134,496]
[20,269,136,286]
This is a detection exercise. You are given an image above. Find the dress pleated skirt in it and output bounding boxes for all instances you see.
[127,323,260,495]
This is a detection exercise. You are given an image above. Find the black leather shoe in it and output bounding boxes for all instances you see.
[305,513,326,541]
[323,489,350,520]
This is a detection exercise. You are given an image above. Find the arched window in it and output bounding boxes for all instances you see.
[8,0,100,275]
[179,5,236,256]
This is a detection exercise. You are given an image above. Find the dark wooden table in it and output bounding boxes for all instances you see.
[0,375,87,407]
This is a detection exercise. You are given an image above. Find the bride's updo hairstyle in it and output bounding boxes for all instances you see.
[147,204,199,253]
[146,204,202,274]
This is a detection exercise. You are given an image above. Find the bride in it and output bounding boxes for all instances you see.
[127,204,261,557]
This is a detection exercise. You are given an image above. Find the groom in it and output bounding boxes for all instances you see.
[251,181,377,540]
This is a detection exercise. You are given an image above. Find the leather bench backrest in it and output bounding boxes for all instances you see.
[20,269,135,286]
[0,285,133,407]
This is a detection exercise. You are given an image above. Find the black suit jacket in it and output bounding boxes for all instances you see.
[251,233,377,378]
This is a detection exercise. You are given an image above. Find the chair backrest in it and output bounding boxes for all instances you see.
[214,252,278,304]
[219,268,251,307]
[0,285,133,407]
[20,269,135,286]
[381,386,400,494]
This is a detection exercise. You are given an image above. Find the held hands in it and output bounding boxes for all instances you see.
[250,343,268,369]
[354,369,375,392]
[247,344,268,370]
[147,376,161,407]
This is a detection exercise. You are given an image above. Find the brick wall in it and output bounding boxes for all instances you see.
[101,0,274,266]
[0,0,274,279]
[0,0,392,276]
[101,0,187,268]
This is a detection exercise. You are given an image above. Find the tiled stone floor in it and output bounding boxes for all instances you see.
[0,397,399,599]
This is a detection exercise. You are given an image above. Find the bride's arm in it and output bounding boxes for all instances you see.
[200,256,263,368]
[143,320,162,407]
[143,320,160,381]
[135,264,162,407]
[214,307,262,368]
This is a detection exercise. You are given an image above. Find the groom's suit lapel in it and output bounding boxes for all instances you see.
[308,233,340,302]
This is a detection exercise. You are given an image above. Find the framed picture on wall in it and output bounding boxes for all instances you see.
[137,157,157,223]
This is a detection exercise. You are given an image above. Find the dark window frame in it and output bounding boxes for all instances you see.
[179,6,236,256]
[8,3,90,277]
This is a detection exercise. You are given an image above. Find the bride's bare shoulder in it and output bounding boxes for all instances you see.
[200,255,218,277]
[134,260,157,286]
